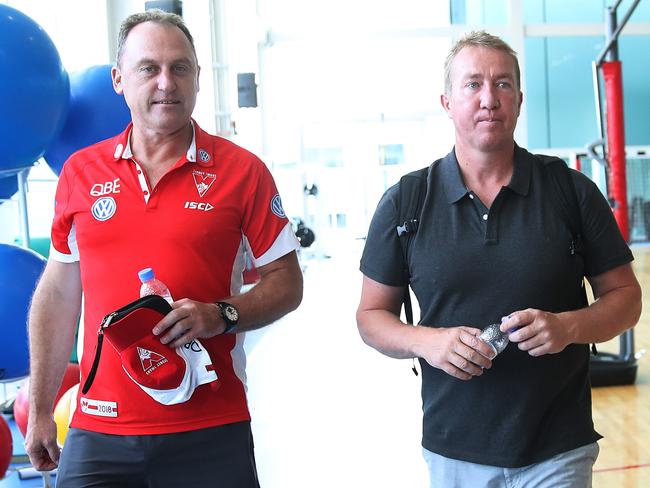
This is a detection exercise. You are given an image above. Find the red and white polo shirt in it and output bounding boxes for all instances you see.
[50,120,299,435]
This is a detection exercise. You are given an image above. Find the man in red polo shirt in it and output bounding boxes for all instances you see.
[25,9,303,487]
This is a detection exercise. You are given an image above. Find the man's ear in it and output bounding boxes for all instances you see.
[440,93,451,116]
[196,65,201,92]
[112,66,123,95]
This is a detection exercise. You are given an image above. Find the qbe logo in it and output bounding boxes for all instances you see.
[91,197,117,221]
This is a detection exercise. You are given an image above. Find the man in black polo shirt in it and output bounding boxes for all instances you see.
[357,31,641,487]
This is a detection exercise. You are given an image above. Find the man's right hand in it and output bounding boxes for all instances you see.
[24,416,60,471]
[413,326,495,380]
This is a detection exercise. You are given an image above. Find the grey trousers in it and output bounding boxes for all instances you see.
[423,442,599,488]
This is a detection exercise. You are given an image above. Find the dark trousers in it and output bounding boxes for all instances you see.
[56,421,260,488]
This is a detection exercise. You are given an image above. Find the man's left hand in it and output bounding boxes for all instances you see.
[500,309,572,356]
[153,299,225,348]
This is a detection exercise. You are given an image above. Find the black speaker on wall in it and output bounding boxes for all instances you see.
[145,0,183,16]
[237,73,258,108]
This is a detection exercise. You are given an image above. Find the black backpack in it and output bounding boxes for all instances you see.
[395,155,586,328]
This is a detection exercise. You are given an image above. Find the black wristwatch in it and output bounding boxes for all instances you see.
[216,301,239,334]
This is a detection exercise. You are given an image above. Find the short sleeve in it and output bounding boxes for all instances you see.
[359,185,408,286]
[241,159,299,268]
[572,170,633,277]
[50,164,80,263]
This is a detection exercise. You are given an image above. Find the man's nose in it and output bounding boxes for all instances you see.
[480,85,500,110]
[156,68,176,91]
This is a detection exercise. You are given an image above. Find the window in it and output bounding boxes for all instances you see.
[379,144,405,166]
[304,147,344,168]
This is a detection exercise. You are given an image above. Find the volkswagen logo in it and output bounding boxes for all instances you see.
[270,194,286,218]
[91,197,117,221]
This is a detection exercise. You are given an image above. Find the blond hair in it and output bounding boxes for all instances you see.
[444,30,520,94]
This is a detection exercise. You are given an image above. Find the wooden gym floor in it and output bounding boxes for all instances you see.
[590,244,650,487]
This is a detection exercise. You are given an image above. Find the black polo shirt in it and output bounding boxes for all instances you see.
[360,145,633,467]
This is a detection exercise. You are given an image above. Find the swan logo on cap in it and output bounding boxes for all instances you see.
[138,347,169,375]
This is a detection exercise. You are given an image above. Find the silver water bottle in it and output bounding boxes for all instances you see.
[479,322,510,356]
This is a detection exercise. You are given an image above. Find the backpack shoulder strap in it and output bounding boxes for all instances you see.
[539,155,583,256]
[538,155,597,354]
[397,167,430,238]
[395,166,430,325]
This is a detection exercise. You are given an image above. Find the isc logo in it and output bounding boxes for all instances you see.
[184,201,214,211]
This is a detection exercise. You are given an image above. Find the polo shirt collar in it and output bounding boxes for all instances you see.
[112,120,211,166]
[509,144,532,197]
[442,144,531,204]
[441,149,470,204]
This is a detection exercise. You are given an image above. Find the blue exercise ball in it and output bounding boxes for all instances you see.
[45,64,131,175]
[0,5,69,170]
[0,244,46,381]
[0,176,18,202]
[0,168,30,204]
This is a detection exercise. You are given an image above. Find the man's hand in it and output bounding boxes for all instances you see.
[414,326,495,380]
[501,309,571,356]
[24,415,60,471]
[153,299,224,349]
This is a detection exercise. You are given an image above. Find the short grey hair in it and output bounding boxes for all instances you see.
[444,30,520,94]
[116,9,196,67]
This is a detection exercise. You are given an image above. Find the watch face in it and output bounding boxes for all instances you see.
[224,305,238,321]
[219,303,238,323]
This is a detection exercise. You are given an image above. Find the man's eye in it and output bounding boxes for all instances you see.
[140,66,156,73]
[497,81,511,88]
[174,65,189,73]
[467,81,480,89]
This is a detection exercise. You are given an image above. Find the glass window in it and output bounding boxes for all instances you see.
[619,37,650,145]
[524,37,550,149]
[524,0,605,24]
[326,213,347,229]
[450,0,508,25]
[525,36,602,148]
[524,0,650,24]
[4,0,110,70]
[259,0,450,31]
[379,144,405,166]
[627,157,650,242]
[525,34,650,149]
[304,147,344,168]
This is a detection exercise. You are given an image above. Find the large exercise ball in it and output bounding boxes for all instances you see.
[0,169,31,204]
[0,176,18,202]
[0,415,12,479]
[12,379,29,437]
[13,363,80,437]
[45,64,131,175]
[0,4,69,169]
[0,244,46,381]
[54,383,79,447]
